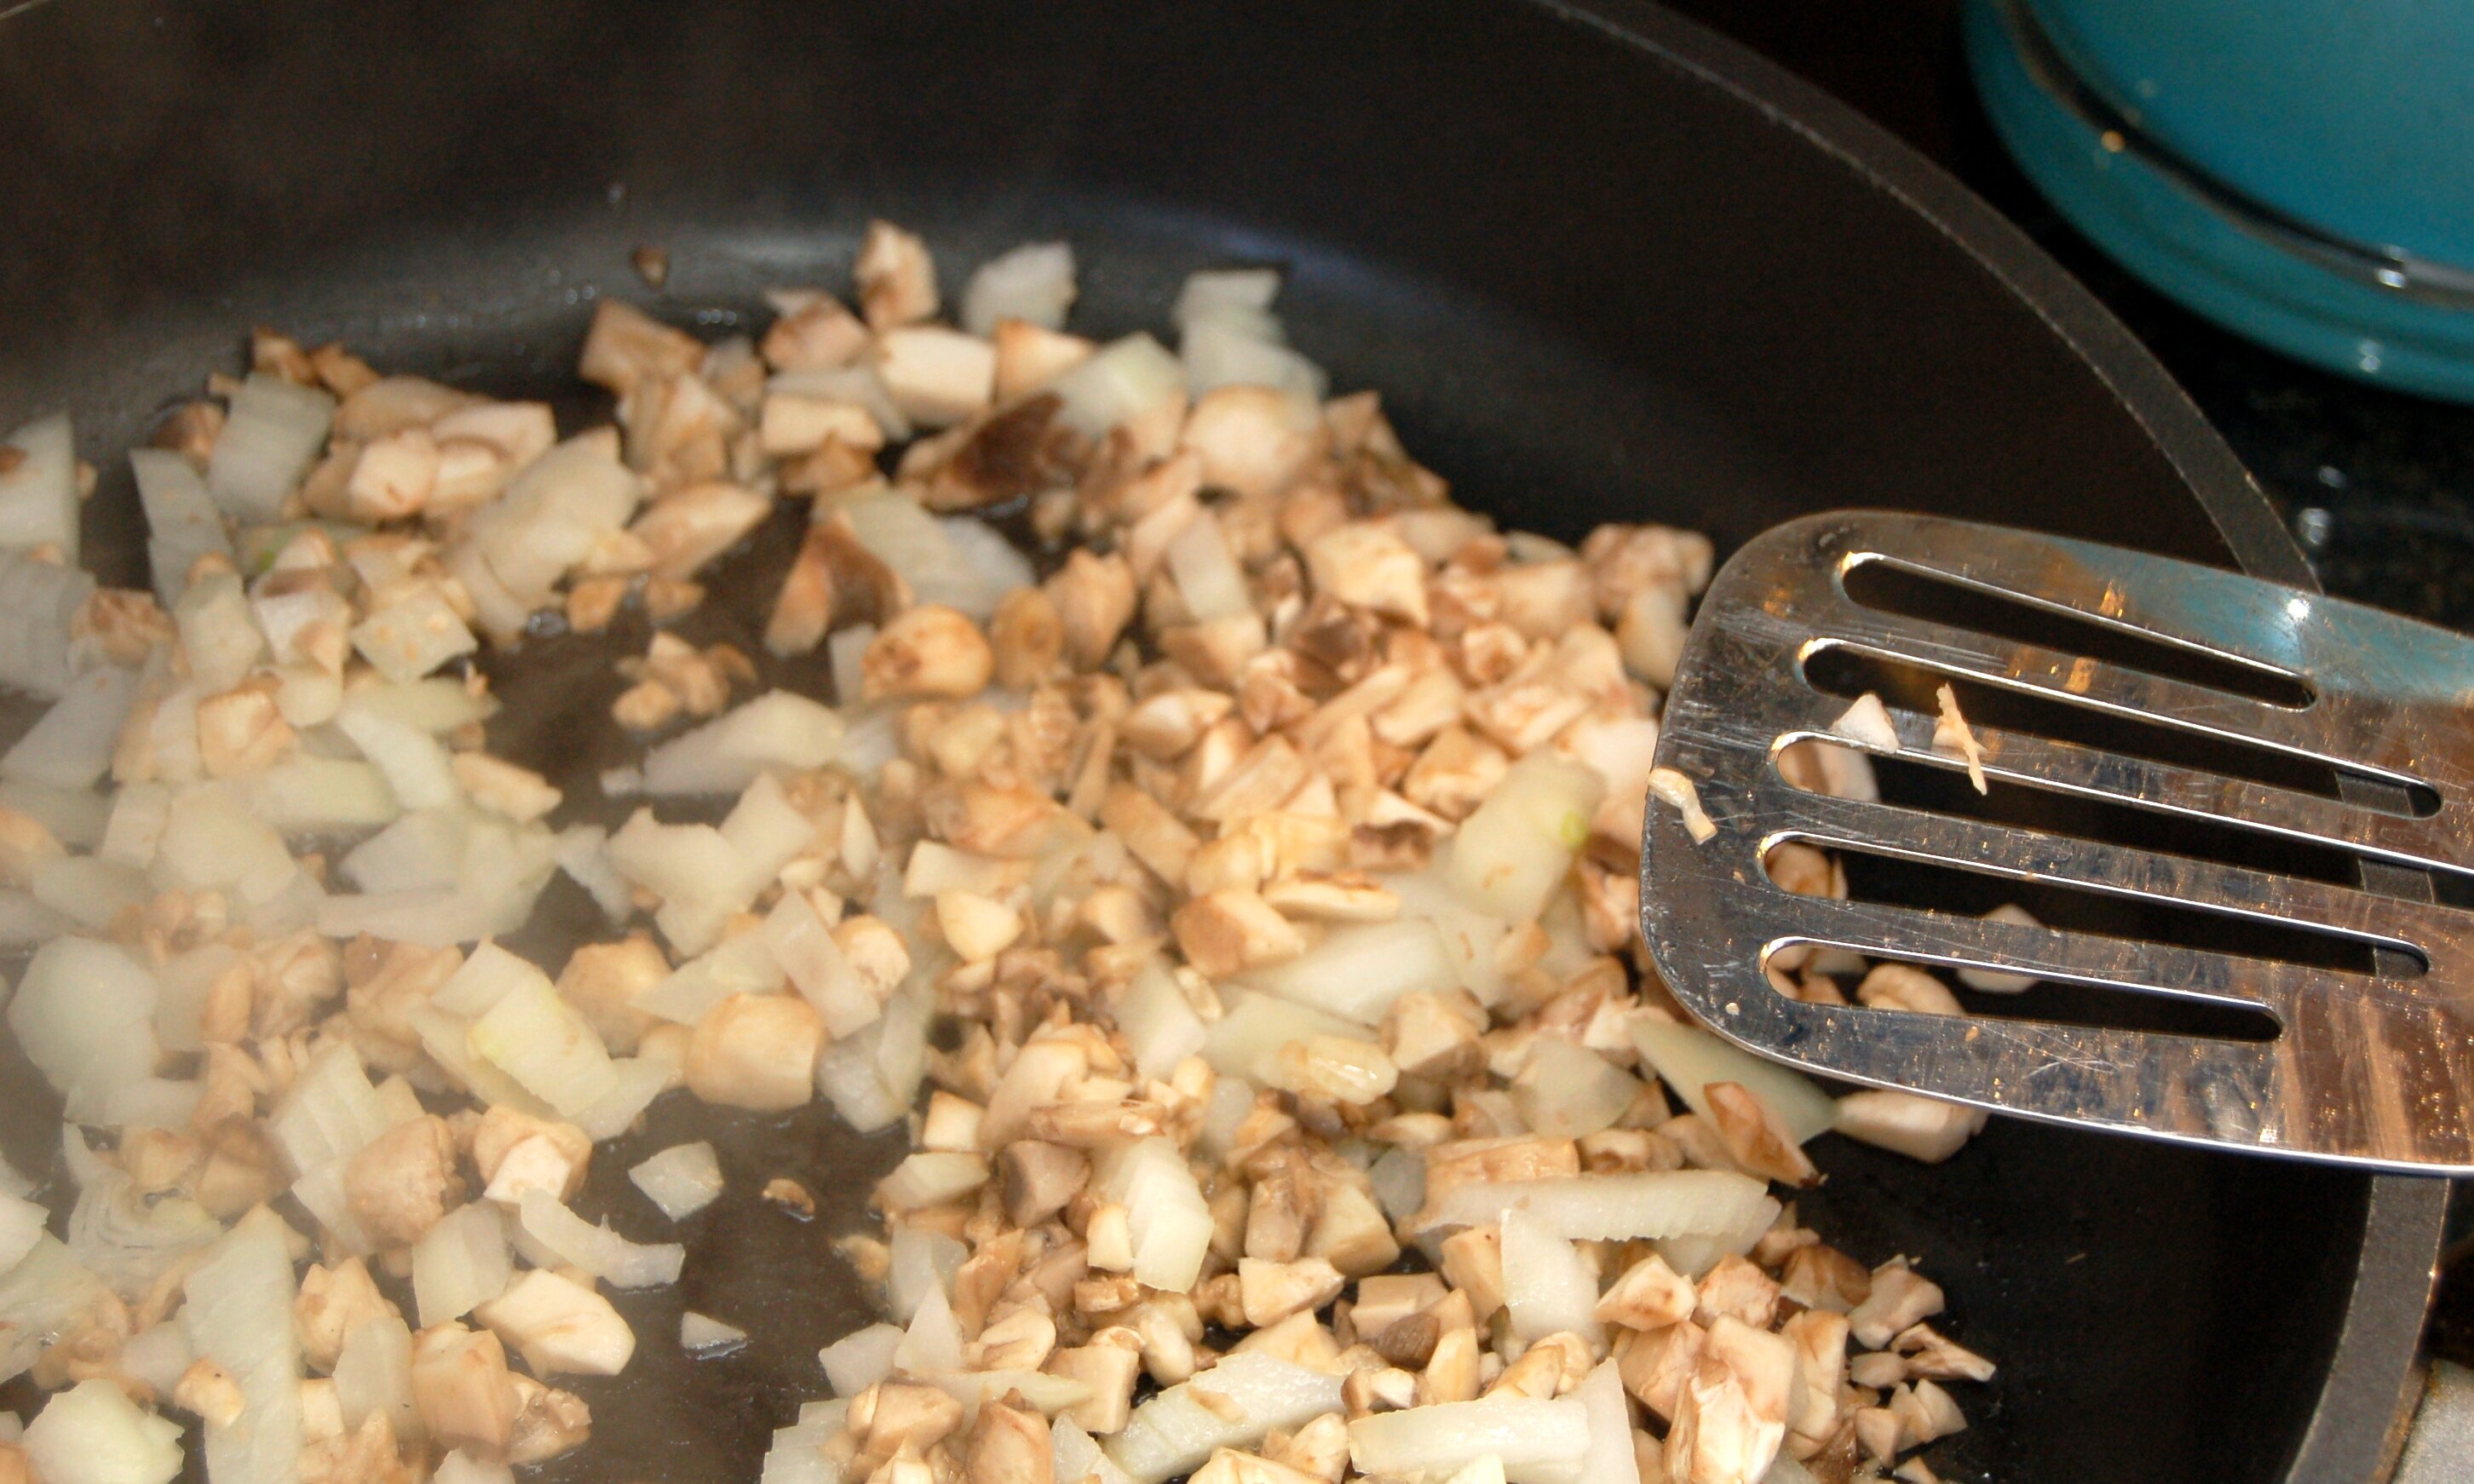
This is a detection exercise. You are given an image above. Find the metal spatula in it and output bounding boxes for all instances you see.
[1638,511,2474,1173]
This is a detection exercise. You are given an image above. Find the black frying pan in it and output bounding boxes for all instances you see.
[0,2,2445,1482]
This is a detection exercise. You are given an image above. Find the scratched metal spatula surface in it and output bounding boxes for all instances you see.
[1638,510,2474,1173]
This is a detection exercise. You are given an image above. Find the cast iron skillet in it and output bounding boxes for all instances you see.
[0,1,2446,1481]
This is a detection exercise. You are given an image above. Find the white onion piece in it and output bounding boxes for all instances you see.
[130,447,230,605]
[208,373,335,521]
[0,1194,39,1277]
[1165,512,1250,623]
[1049,334,1185,440]
[1348,1398,1590,1484]
[1629,1019,1836,1144]
[1420,1170,1779,1245]
[554,824,632,923]
[1243,917,1457,1026]
[470,979,617,1117]
[342,677,499,734]
[290,1158,375,1256]
[22,1379,183,1484]
[172,568,265,696]
[926,1370,1093,1424]
[1510,1038,1643,1141]
[572,1055,676,1142]
[1444,752,1606,923]
[892,1284,964,1374]
[66,1154,220,1298]
[630,1142,724,1221]
[0,550,92,699]
[1501,1207,1603,1347]
[0,779,107,849]
[98,781,170,869]
[1056,1418,1137,1484]
[183,1207,303,1484]
[516,1191,684,1288]
[266,1042,393,1176]
[641,692,845,796]
[1200,991,1368,1087]
[31,856,148,932]
[1115,960,1206,1079]
[331,1315,417,1443]
[0,414,78,562]
[1828,693,1902,753]
[1368,1146,1426,1226]
[0,1238,106,1384]
[0,889,67,948]
[1181,315,1326,402]
[607,808,744,908]
[771,365,911,441]
[241,758,401,835]
[1574,1362,1642,1484]
[819,1326,900,1398]
[1107,1354,1347,1484]
[153,783,299,912]
[639,930,785,1027]
[962,241,1078,335]
[1097,1138,1212,1294]
[335,705,460,811]
[465,434,642,598]
[682,1312,748,1356]
[8,935,158,1106]
[317,888,503,947]
[885,1225,965,1326]
[431,940,546,1017]
[118,1323,193,1401]
[879,1153,989,1211]
[768,890,878,1038]
[3,664,135,791]
[1171,269,1283,331]
[410,1201,511,1326]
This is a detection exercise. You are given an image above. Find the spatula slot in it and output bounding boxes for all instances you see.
[1808,837,2418,979]
[1816,745,2449,897]
[1840,552,2316,709]
[1801,645,2442,814]
[1769,936,2287,1044]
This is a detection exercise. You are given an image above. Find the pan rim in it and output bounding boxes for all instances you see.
[1516,2,2448,1481]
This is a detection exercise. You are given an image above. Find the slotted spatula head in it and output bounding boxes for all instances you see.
[1640,511,2474,1173]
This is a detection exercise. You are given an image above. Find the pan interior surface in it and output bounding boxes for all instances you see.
[0,3,2425,1482]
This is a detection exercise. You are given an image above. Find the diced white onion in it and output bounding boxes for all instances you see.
[1419,1170,1780,1245]
[331,1315,417,1443]
[1501,1206,1603,1346]
[0,549,93,699]
[1096,1138,1212,1294]
[1444,753,1606,923]
[961,242,1078,336]
[642,691,846,796]
[1165,512,1250,623]
[892,1284,964,1373]
[885,1225,965,1325]
[820,1321,904,1399]
[182,1207,303,1484]
[31,856,149,933]
[1829,693,1902,753]
[131,448,230,605]
[3,664,136,791]
[208,373,336,521]
[1171,269,1283,331]
[266,1042,394,1176]
[1107,1354,1348,1484]
[0,1237,106,1383]
[1349,1397,1591,1484]
[630,1142,725,1221]
[1049,334,1185,440]
[1243,917,1458,1026]
[0,1194,41,1274]
[22,1378,184,1484]
[241,758,402,835]
[1201,991,1368,1087]
[8,935,159,1108]
[335,705,460,811]
[118,1323,193,1400]
[469,978,618,1117]
[0,414,79,561]
[878,1153,989,1211]
[516,1191,684,1289]
[1510,1038,1643,1141]
[410,1201,511,1326]
[1115,960,1207,1079]
[1629,1019,1836,1144]
[682,1312,748,1356]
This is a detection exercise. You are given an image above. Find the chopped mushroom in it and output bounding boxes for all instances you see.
[1930,683,1987,795]
[343,1114,464,1247]
[474,1270,636,1378]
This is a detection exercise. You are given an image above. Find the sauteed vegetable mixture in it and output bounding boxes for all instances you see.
[0,224,1992,1484]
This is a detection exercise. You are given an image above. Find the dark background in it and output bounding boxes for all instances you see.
[1652,0,2474,1362]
